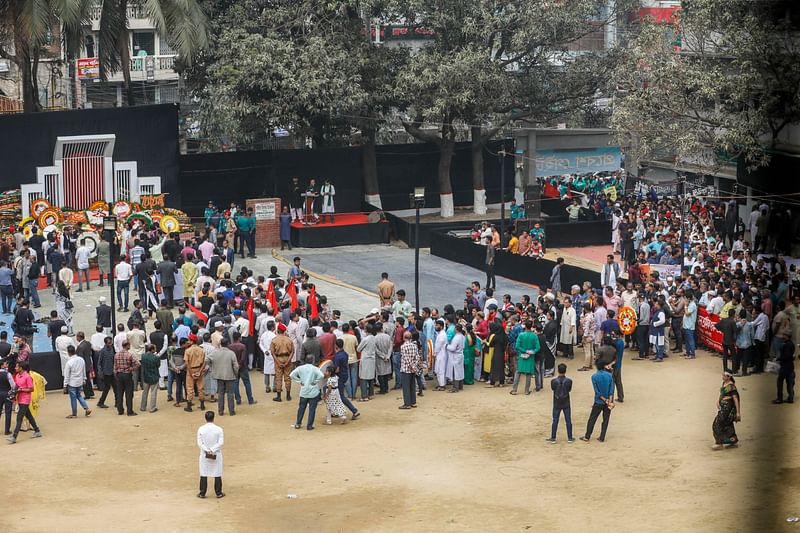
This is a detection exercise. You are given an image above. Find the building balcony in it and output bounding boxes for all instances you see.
[88,2,152,31]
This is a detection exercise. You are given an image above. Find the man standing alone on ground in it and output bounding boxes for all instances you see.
[581,361,615,443]
[484,236,496,291]
[377,272,395,308]
[290,356,324,430]
[547,363,573,443]
[197,411,225,499]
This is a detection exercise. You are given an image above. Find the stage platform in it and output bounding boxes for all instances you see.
[290,213,389,248]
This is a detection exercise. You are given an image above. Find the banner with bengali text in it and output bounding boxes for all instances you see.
[696,306,723,354]
[535,147,622,177]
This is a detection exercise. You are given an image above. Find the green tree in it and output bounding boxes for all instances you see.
[97,0,209,105]
[392,0,626,216]
[610,0,800,171]
[0,0,89,112]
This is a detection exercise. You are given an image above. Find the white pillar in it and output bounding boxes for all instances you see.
[440,193,454,218]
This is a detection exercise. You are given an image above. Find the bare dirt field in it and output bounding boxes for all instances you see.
[7,346,797,533]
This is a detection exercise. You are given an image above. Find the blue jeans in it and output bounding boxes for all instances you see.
[295,394,320,429]
[117,280,130,309]
[655,342,665,361]
[26,283,40,307]
[68,385,89,415]
[551,405,573,440]
[0,284,13,314]
[683,328,696,357]
[391,351,402,387]
[337,379,358,415]
[235,366,255,403]
[169,370,185,403]
[347,363,358,399]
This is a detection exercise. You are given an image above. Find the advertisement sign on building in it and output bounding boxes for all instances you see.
[77,58,100,80]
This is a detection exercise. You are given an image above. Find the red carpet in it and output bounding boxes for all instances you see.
[290,213,377,228]
[37,266,105,290]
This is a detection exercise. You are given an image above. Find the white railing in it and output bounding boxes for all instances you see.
[89,2,147,21]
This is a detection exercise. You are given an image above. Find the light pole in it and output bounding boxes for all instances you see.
[413,187,425,315]
[499,148,506,243]
[103,215,117,330]
[676,174,687,275]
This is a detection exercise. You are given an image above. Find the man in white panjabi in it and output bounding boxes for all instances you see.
[433,320,448,390]
[197,411,225,499]
[320,178,336,224]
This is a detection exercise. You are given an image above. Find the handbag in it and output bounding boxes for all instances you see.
[204,452,216,460]
[65,300,74,310]
[765,360,780,374]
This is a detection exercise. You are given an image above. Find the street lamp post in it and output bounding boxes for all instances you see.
[499,148,506,242]
[676,174,687,275]
[103,215,117,331]
[413,187,425,315]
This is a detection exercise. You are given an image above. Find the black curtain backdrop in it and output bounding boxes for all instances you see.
[178,139,514,217]
[0,104,180,206]
[429,230,600,289]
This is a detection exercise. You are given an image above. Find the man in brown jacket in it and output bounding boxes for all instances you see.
[270,323,295,402]
[184,334,207,412]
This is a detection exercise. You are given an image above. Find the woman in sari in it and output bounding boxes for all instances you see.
[712,371,741,450]
[463,325,478,386]
[485,322,507,387]
[55,280,73,335]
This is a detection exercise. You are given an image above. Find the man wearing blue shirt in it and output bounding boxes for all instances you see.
[580,361,615,442]
[682,292,698,359]
[290,355,324,430]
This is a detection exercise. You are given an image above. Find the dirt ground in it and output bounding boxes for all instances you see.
[7,344,798,533]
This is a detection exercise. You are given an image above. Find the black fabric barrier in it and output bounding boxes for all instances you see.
[29,351,63,391]
[291,222,389,248]
[546,220,611,248]
[384,212,505,249]
[429,230,600,290]
[179,139,514,218]
[0,104,181,207]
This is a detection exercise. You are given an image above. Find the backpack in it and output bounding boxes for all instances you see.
[554,377,569,400]
[28,261,40,279]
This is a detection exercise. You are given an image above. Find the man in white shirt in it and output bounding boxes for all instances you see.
[707,292,725,316]
[63,345,91,418]
[58,264,74,290]
[75,239,91,292]
[55,326,76,379]
[482,288,499,315]
[114,257,133,312]
[197,411,225,498]
[601,254,620,289]
[259,321,277,392]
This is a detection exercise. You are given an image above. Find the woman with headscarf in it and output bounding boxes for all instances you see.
[484,321,507,387]
[55,280,74,335]
[463,324,480,386]
[712,370,741,450]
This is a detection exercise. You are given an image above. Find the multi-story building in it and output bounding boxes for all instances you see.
[80,0,181,108]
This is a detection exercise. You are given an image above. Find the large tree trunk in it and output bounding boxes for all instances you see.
[12,0,41,112]
[438,123,456,218]
[362,122,381,208]
[116,0,134,107]
[470,125,487,215]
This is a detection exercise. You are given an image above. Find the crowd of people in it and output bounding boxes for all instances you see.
[0,190,797,454]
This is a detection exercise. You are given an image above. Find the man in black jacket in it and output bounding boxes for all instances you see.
[96,297,112,336]
[75,332,96,399]
[547,363,574,443]
[716,309,737,371]
[96,336,117,408]
[774,331,795,404]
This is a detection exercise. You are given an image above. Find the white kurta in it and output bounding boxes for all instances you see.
[197,422,224,478]
[446,333,465,381]
[320,184,335,213]
[559,307,577,345]
[433,330,448,387]
[259,330,276,374]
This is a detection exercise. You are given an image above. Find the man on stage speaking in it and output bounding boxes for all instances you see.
[304,178,319,224]
[320,178,336,223]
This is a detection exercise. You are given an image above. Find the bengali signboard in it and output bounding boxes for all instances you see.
[77,58,100,80]
[254,202,276,220]
[535,147,622,177]
[697,306,723,354]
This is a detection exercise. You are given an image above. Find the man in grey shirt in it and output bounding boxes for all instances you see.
[635,293,651,360]
[484,236,496,291]
[209,338,240,416]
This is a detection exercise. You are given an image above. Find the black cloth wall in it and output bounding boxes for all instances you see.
[179,139,514,217]
[0,104,180,206]
[429,230,600,290]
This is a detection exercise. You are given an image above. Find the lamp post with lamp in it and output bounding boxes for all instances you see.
[102,215,117,331]
[413,187,425,315]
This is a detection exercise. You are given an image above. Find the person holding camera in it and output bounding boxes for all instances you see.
[197,411,225,498]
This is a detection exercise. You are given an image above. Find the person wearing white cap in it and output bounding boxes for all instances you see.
[55,326,76,387]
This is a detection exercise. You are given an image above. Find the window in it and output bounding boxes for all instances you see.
[132,31,154,56]
[85,34,95,57]
[158,34,176,56]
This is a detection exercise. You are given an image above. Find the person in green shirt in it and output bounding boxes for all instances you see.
[140,344,162,413]
[511,320,539,395]
[463,325,481,385]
